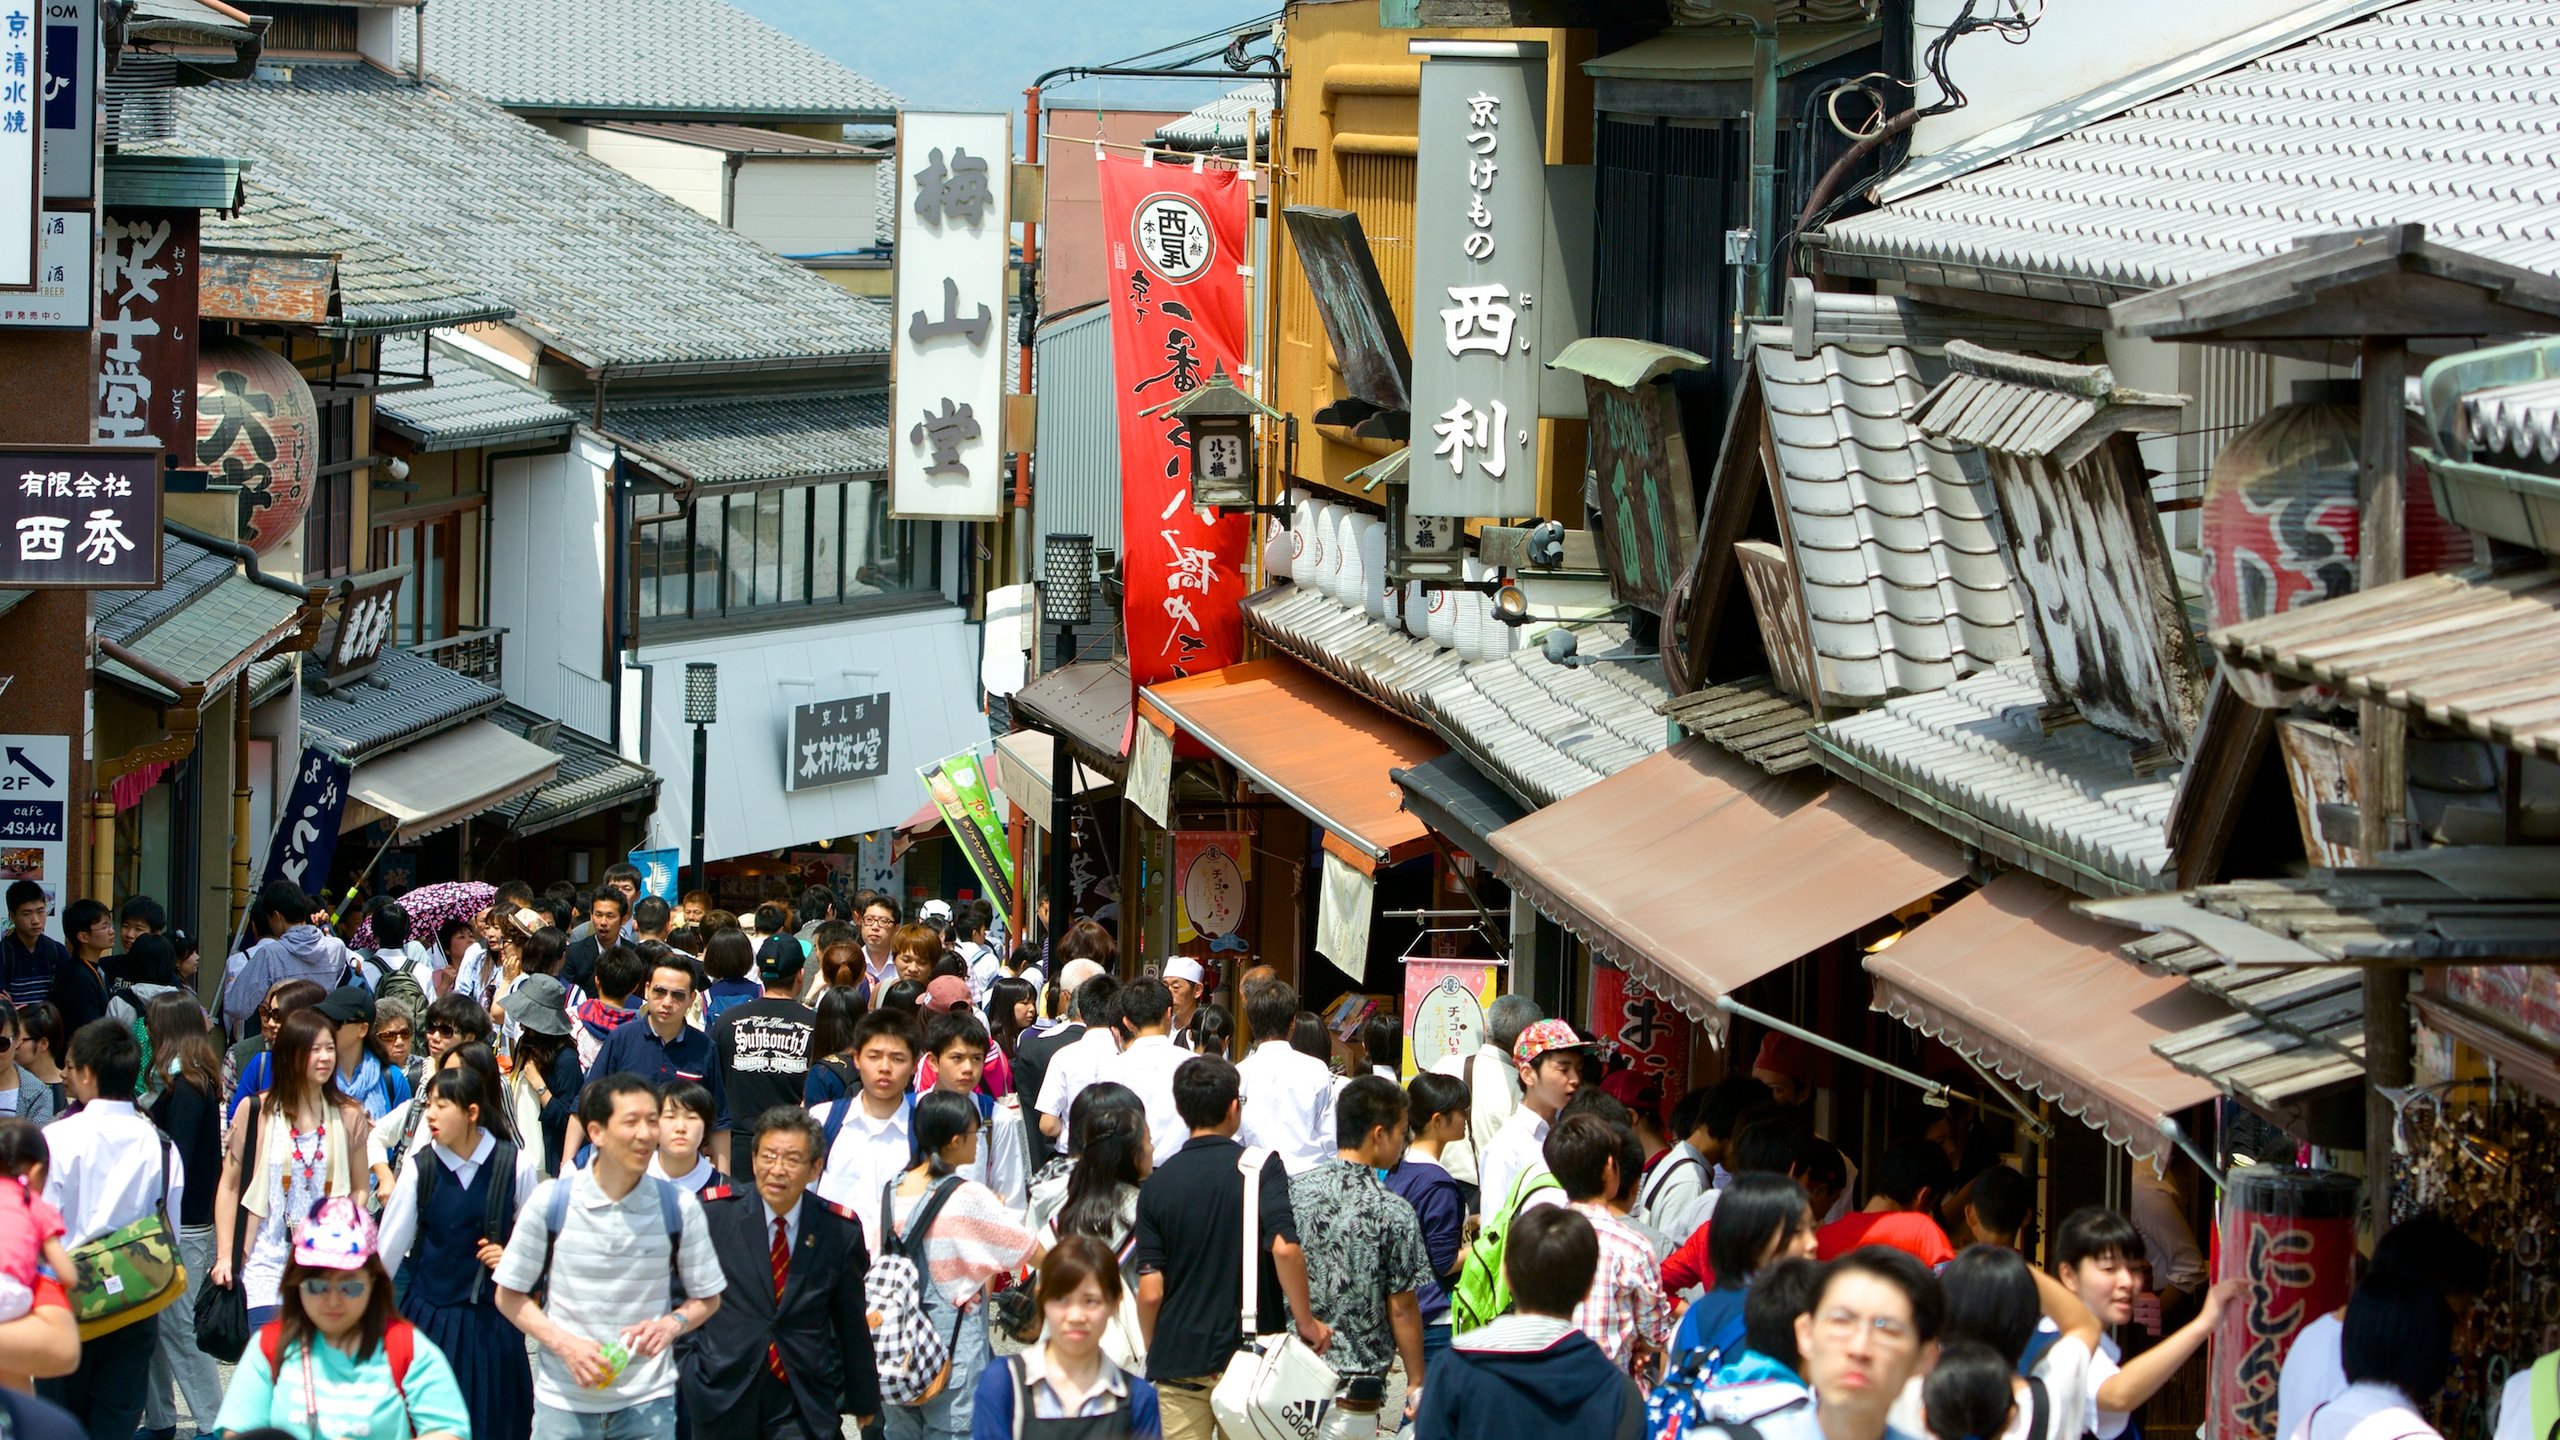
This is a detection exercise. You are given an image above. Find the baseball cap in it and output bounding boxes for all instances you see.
[509,974,574,1037]
[1752,1031,1818,1087]
[919,898,955,925]
[757,933,807,981]
[1163,957,1207,986]
[316,986,375,1027]
[922,976,971,1014]
[291,1196,379,1272]
[1512,1018,1595,1066]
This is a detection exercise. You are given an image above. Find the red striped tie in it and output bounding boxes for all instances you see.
[766,1216,789,1382]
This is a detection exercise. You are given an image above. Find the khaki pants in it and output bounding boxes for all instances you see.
[1158,1376,1222,1440]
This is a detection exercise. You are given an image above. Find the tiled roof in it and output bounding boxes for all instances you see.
[403,0,898,121]
[1660,677,1820,774]
[374,337,582,452]
[1421,627,1672,809]
[1156,83,1274,153]
[487,703,659,834]
[198,181,512,334]
[587,121,879,157]
[167,64,892,371]
[2461,375,2560,465]
[1243,583,1464,727]
[93,533,236,646]
[1748,321,2025,703]
[1820,0,2560,295]
[603,390,888,485]
[95,531,308,703]
[1808,656,2181,895]
[300,648,506,763]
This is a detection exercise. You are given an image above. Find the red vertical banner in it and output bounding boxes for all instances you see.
[1097,154,1253,690]
[1589,963,1691,1094]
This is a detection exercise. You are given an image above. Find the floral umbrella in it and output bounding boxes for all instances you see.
[349,880,495,948]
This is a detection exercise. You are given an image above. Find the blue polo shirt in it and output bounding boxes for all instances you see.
[583,1016,728,1130]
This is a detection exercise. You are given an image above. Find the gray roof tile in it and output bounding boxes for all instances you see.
[488,703,658,834]
[168,64,892,370]
[2462,374,2560,464]
[374,336,582,452]
[1244,583,1466,725]
[1156,84,1274,153]
[197,181,512,333]
[604,390,888,485]
[1823,0,2560,290]
[1421,624,1671,809]
[403,0,898,121]
[300,648,505,762]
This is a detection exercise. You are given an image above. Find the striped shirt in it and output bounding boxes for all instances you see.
[492,1168,726,1412]
[887,1174,1037,1308]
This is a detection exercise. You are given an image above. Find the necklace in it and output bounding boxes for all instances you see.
[289,1120,328,1189]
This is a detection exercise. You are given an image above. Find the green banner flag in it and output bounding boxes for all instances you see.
[919,749,1015,913]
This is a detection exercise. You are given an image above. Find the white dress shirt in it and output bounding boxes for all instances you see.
[43,1099,184,1246]
[814,1093,914,1244]
[2291,1382,2444,1440]
[1428,1042,1521,1189]
[954,1097,1031,1211]
[1234,1040,1337,1176]
[2277,1311,2349,1440]
[1476,1105,1551,1220]
[1113,1034,1195,1166]
[763,1195,803,1253]
[378,1127,544,1276]
[1034,1025,1123,1129]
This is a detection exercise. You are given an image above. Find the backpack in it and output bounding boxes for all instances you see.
[1448,1165,1563,1332]
[1647,1293,1754,1437]
[532,1171,685,1304]
[410,1140,523,1302]
[373,947,429,1017]
[260,1316,420,1430]
[867,1175,967,1407]
[820,1089,993,1167]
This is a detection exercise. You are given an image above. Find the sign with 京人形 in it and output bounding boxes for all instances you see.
[1408,41,1548,520]
[0,444,159,588]
[785,692,891,792]
[889,111,1010,522]
[97,208,197,453]
[40,0,89,202]
[0,209,87,329]
[0,734,69,939]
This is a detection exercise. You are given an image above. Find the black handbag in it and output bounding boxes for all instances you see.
[194,1094,256,1363]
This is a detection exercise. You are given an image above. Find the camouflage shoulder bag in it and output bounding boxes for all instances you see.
[69,1135,185,1339]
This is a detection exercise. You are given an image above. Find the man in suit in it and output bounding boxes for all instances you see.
[682,1104,880,1440]
[561,888,627,994]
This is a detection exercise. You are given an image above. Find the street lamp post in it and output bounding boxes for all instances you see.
[684,661,718,902]
[1040,534,1093,938]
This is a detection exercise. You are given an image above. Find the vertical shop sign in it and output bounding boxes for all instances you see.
[1408,41,1547,520]
[1172,830,1249,956]
[1589,961,1689,1094]
[39,0,88,201]
[0,5,36,290]
[1097,153,1253,690]
[1404,958,1499,1078]
[96,208,196,453]
[0,733,67,936]
[2210,1168,2359,1440]
[918,748,1016,914]
[257,748,351,898]
[889,111,1010,521]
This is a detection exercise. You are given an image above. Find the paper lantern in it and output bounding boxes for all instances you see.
[1357,517,1389,619]
[196,339,319,557]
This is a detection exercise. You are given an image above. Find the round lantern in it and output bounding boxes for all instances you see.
[2202,380,2474,630]
[196,338,319,556]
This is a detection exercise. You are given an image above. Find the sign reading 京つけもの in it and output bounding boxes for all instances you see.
[0,734,68,939]
[889,111,1010,523]
[786,692,890,792]
[0,445,160,588]
[1408,41,1548,521]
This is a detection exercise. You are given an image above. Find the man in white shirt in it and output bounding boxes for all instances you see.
[811,1010,925,1245]
[1427,993,1539,1191]
[1162,958,1208,1051]
[1233,979,1337,1175]
[1476,1019,1591,1218]
[42,1018,185,1437]
[1107,979,1194,1164]
[1034,972,1124,1141]
[1638,1073,1766,1242]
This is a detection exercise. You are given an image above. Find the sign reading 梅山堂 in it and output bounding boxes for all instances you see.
[785,692,891,792]
[889,111,1010,522]
[1408,41,1548,521]
[0,445,160,588]
[0,7,38,290]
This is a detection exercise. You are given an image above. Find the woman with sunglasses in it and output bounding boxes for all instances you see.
[380,1065,539,1440]
[215,1008,385,1326]
[213,1196,471,1440]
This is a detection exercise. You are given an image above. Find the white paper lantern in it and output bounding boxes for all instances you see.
[1308,502,1338,597]
[1333,508,1366,609]
[1427,575,1457,647]
[1357,517,1389,619]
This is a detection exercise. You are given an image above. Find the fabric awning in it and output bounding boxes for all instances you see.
[1866,873,2234,1164]
[1010,660,1134,779]
[1143,657,1446,869]
[1488,738,1964,1022]
[1392,753,1526,864]
[992,729,1112,831]
[341,719,561,842]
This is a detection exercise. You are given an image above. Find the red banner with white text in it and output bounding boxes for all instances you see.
[1097,154,1254,692]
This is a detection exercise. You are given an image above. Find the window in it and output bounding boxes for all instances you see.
[304,397,358,580]
[371,498,481,647]
[634,477,940,629]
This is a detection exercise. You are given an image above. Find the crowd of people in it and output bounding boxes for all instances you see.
[0,871,2534,1440]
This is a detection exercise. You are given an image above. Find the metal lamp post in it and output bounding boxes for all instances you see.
[683,661,718,901]
[1040,534,1094,938]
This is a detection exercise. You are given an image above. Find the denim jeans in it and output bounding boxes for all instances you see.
[145,1223,226,1433]
[531,1396,677,1440]
[883,1299,989,1440]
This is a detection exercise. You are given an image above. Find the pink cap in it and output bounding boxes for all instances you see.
[290,1196,378,1272]
[922,976,972,1014]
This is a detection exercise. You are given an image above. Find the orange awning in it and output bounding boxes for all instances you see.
[1488,739,1965,1020]
[1142,657,1446,869]
[1866,873,2233,1164]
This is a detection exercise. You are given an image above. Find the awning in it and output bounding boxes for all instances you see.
[992,729,1112,830]
[1866,873,2233,1164]
[1011,660,1134,779]
[487,703,659,836]
[1488,738,1964,1023]
[341,719,561,842]
[1392,753,1526,864]
[1142,657,1446,869]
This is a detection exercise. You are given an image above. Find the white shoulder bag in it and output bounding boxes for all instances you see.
[1211,1146,1339,1439]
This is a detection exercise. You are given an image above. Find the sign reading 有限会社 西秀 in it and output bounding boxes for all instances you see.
[0,445,161,589]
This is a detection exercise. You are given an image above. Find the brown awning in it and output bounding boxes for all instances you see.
[1142,657,1445,869]
[1866,873,2233,1164]
[1011,660,1135,779]
[1488,739,1964,1021]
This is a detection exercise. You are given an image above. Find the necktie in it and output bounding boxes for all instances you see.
[767,1215,790,1383]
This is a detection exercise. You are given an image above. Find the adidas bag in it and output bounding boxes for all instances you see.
[868,1176,965,1408]
[1210,1147,1339,1440]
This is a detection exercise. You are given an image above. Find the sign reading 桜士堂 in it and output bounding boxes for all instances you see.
[0,445,161,588]
[1408,41,1549,522]
[785,693,891,792]
[889,111,1010,523]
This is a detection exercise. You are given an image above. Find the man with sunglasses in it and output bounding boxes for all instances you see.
[586,958,731,1173]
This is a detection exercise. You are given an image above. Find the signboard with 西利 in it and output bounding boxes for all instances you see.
[0,734,68,939]
[0,444,160,588]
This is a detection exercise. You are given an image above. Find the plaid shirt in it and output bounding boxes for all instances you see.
[1572,1202,1672,1373]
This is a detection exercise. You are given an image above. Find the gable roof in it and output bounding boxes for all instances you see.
[406,0,898,122]
[1818,0,2560,298]
[168,64,891,373]
[198,180,513,335]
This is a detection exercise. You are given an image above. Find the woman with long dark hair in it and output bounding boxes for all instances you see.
[802,984,870,1105]
[1665,1172,1818,1368]
[883,1090,1039,1440]
[211,1197,471,1440]
[143,993,226,1436]
[378,1064,539,1440]
[1042,1081,1152,1369]
[987,976,1038,1062]
[15,1002,64,1115]
[213,1007,380,1325]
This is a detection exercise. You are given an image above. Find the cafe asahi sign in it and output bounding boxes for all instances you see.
[1408,40,1547,521]
[0,443,158,588]
[889,111,1010,523]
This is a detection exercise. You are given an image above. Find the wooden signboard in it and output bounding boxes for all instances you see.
[1585,376,1699,615]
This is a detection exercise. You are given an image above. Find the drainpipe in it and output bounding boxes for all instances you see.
[1735,1,1782,322]
[231,670,252,946]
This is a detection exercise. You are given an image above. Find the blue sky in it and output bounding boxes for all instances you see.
[735,0,1281,116]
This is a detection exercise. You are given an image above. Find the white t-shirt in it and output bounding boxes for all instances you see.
[2491,1361,2547,1440]
[1893,1329,2093,1440]
[2277,1310,2349,1440]
[2085,1331,2135,1440]
[1476,1106,1551,1220]
[2291,1381,2443,1440]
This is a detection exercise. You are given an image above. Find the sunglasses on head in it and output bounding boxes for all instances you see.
[298,1276,369,1300]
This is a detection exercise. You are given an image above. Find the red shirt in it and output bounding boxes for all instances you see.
[1814,1210,1956,1266]
[1661,1219,1716,1294]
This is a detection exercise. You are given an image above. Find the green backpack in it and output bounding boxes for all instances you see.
[1449,1165,1563,1332]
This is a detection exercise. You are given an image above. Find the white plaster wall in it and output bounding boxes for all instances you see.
[731,157,879,258]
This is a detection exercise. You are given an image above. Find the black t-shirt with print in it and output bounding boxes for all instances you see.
[710,995,816,1154]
